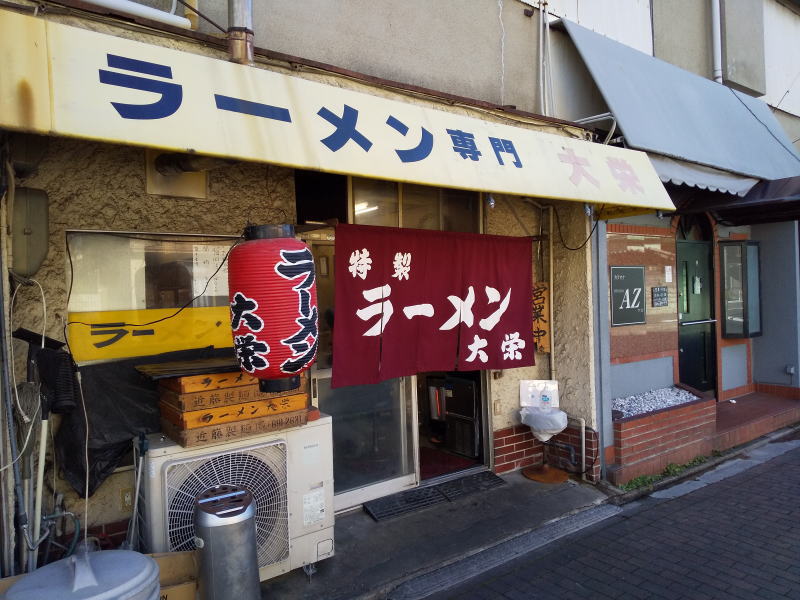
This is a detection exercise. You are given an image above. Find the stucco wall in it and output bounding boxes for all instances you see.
[11,136,294,528]
[551,202,596,428]
[485,195,551,431]
[484,196,596,431]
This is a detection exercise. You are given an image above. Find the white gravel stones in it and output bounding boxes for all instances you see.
[612,386,699,419]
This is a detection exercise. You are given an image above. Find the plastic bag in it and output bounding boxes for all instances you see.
[55,346,233,497]
[519,406,568,440]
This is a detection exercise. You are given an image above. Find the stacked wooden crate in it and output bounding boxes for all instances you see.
[158,370,312,447]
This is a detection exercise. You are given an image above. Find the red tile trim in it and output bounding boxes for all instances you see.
[611,350,678,366]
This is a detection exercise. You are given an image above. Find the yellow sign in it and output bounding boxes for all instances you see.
[0,8,673,212]
[67,306,232,363]
[533,282,551,354]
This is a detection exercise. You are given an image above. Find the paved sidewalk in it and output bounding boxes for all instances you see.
[261,471,607,599]
[428,439,800,599]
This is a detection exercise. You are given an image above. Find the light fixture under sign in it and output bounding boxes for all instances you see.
[354,202,378,215]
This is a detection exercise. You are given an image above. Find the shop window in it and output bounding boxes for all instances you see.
[352,178,399,227]
[720,241,761,338]
[440,188,479,232]
[66,231,236,361]
[351,177,479,233]
[403,184,440,230]
[67,232,235,312]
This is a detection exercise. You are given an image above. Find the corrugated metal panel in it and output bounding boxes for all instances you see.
[561,20,800,180]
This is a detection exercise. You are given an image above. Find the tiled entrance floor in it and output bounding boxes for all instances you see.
[714,392,800,451]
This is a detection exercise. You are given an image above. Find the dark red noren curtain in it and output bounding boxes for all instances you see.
[332,224,533,388]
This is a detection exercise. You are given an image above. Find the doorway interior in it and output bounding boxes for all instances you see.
[416,371,484,481]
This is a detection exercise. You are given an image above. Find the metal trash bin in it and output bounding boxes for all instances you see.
[195,485,260,600]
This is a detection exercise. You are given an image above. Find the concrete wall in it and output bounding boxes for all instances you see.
[188,0,542,114]
[549,28,609,122]
[12,137,295,529]
[652,0,713,79]
[773,108,800,153]
[720,0,766,96]
[751,221,800,386]
[544,0,654,55]
[764,0,800,118]
[610,357,675,399]
[721,344,748,390]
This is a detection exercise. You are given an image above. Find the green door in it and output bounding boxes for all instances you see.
[677,241,716,392]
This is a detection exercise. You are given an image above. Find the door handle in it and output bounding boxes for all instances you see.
[680,319,717,326]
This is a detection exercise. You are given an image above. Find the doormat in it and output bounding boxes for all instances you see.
[363,486,447,522]
[436,470,506,501]
[363,472,506,522]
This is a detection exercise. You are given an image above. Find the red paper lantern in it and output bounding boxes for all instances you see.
[228,224,318,392]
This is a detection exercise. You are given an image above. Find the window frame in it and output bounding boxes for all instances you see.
[719,240,762,339]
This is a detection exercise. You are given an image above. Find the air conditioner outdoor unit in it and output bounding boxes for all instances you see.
[138,415,334,582]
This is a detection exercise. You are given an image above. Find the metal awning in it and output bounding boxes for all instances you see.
[0,8,673,213]
[648,154,757,197]
[561,20,800,182]
[686,175,800,225]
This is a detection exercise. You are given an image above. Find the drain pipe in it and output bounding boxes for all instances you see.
[548,205,555,381]
[184,0,199,30]
[228,0,254,65]
[537,2,545,115]
[711,0,723,83]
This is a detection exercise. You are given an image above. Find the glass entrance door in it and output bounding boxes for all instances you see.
[306,236,417,511]
[311,370,417,511]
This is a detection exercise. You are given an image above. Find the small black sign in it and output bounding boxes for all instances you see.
[651,286,669,308]
[610,266,646,326]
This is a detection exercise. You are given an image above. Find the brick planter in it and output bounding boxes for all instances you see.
[608,398,716,485]
[493,424,601,482]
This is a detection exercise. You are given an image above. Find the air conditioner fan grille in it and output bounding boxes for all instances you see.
[164,442,288,568]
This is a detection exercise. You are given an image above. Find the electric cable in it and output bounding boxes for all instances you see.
[727,86,800,164]
[775,67,800,110]
[75,372,89,543]
[8,278,47,423]
[172,0,226,32]
[552,205,599,251]
[0,403,40,474]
